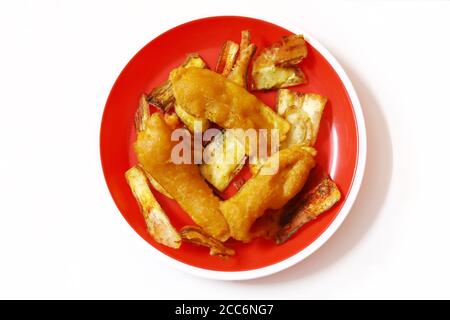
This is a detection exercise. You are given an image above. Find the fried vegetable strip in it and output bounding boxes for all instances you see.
[227,30,257,88]
[200,130,247,192]
[170,68,290,141]
[147,53,208,111]
[180,226,235,257]
[252,35,308,90]
[216,40,240,76]
[174,103,210,133]
[134,113,230,241]
[125,166,181,249]
[276,174,341,244]
[220,145,316,242]
[276,89,327,146]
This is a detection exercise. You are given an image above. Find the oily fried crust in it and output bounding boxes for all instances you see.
[216,40,240,76]
[147,53,208,111]
[276,174,341,244]
[180,226,235,257]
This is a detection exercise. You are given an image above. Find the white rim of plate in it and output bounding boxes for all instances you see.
[132,18,367,281]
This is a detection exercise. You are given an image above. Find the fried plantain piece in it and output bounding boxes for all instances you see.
[220,145,316,242]
[200,130,247,192]
[277,89,327,147]
[276,174,341,244]
[216,40,240,76]
[170,68,290,142]
[135,94,151,133]
[180,226,235,257]
[227,30,257,89]
[125,166,181,248]
[174,103,210,133]
[252,35,308,90]
[147,53,208,111]
[134,113,230,241]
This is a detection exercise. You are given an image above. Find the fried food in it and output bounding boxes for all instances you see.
[135,94,151,133]
[125,166,181,248]
[277,89,327,147]
[252,35,308,90]
[216,40,240,76]
[174,103,210,133]
[147,53,208,111]
[170,68,290,141]
[180,226,235,257]
[134,113,230,241]
[200,130,247,192]
[276,173,341,244]
[227,30,257,88]
[220,145,316,242]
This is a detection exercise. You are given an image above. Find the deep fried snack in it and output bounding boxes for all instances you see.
[135,94,151,133]
[252,35,308,90]
[125,166,181,248]
[227,30,257,89]
[174,103,210,133]
[220,145,316,242]
[216,40,240,76]
[134,113,230,241]
[170,68,290,141]
[147,53,208,111]
[180,226,235,257]
[200,130,247,192]
[277,89,327,147]
[276,174,341,244]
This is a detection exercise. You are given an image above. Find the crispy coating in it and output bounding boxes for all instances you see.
[170,68,290,140]
[220,145,316,242]
[134,113,230,241]
[180,226,235,257]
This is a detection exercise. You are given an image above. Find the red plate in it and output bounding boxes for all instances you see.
[100,16,366,280]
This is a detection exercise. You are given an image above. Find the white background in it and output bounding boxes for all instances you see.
[1,0,449,299]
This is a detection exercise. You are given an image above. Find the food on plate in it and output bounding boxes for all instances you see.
[277,89,327,147]
[135,94,151,133]
[125,166,181,248]
[134,113,230,241]
[147,53,208,111]
[174,103,210,133]
[252,35,308,90]
[216,40,240,76]
[220,145,316,242]
[124,30,343,257]
[180,226,235,257]
[200,130,247,192]
[277,173,341,244]
[227,30,257,88]
[170,68,290,141]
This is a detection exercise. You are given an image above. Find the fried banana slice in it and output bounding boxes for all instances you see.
[180,226,235,257]
[147,53,208,111]
[276,174,341,244]
[227,30,257,88]
[216,40,240,76]
[200,130,247,192]
[134,113,230,241]
[220,145,316,242]
[125,166,181,249]
[252,35,308,90]
[277,89,327,146]
[174,103,210,133]
[170,68,290,141]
